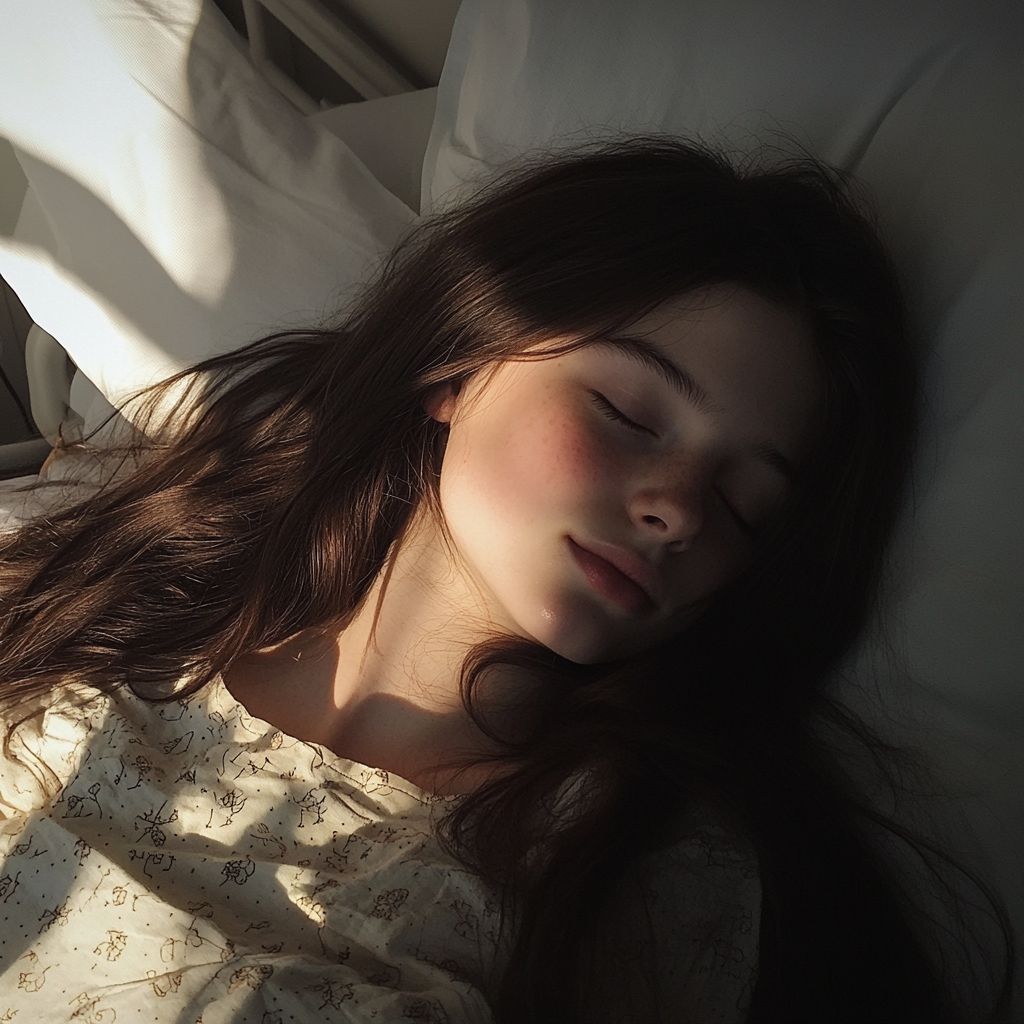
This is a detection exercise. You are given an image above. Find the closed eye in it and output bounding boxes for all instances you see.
[590,391,759,539]
[588,391,656,436]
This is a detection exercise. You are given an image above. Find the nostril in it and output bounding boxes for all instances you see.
[641,507,702,539]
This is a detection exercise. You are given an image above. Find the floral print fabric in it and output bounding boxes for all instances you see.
[0,674,760,1022]
[0,678,499,1023]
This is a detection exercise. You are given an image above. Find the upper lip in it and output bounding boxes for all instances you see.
[571,536,663,605]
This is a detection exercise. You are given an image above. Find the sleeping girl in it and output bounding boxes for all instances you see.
[0,139,1013,1023]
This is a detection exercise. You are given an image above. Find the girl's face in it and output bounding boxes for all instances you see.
[423,285,822,664]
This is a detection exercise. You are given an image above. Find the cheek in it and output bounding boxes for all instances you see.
[662,509,757,622]
[443,399,608,528]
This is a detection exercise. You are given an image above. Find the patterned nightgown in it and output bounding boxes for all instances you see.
[0,676,761,1023]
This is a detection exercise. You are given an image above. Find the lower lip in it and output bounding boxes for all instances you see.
[568,538,654,615]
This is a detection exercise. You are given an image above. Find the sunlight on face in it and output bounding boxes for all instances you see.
[423,285,822,664]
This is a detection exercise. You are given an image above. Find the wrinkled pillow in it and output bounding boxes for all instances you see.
[0,0,415,419]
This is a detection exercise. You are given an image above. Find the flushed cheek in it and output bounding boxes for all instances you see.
[483,404,608,522]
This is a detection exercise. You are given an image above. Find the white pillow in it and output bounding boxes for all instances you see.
[424,0,1011,206]
[0,0,415,419]
[310,88,438,215]
[424,0,1024,980]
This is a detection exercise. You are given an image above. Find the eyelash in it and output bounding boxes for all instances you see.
[589,390,655,435]
[588,390,759,540]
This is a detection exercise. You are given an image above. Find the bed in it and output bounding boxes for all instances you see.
[1,0,1021,1014]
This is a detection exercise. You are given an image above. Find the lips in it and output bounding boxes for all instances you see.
[568,537,659,614]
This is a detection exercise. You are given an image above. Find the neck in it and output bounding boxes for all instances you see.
[223,509,535,794]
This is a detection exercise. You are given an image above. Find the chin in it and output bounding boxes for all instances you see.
[522,605,652,666]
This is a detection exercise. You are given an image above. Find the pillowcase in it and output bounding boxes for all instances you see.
[0,0,415,420]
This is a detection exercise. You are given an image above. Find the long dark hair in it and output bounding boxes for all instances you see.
[0,139,1014,1022]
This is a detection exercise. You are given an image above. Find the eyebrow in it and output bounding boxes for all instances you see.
[593,334,797,481]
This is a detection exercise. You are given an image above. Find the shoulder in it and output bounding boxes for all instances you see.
[649,801,761,902]
[592,802,761,1024]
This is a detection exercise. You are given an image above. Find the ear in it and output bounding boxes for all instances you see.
[422,382,459,424]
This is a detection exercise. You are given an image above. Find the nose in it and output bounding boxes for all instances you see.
[629,460,710,550]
